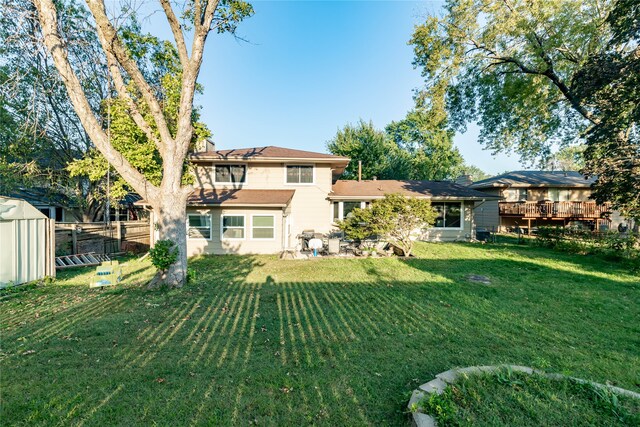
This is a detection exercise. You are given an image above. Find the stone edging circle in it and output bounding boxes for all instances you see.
[407,365,640,427]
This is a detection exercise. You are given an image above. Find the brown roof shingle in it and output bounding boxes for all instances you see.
[187,189,295,207]
[189,146,349,161]
[330,180,500,200]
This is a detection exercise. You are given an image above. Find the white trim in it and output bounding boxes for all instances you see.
[431,201,464,230]
[284,164,315,185]
[187,213,212,240]
[220,214,246,241]
[251,214,276,240]
[212,163,248,185]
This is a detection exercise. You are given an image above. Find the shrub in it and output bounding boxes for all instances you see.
[337,193,437,256]
[149,239,178,273]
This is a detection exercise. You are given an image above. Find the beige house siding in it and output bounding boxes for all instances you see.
[191,162,335,249]
[186,207,284,256]
[421,202,474,242]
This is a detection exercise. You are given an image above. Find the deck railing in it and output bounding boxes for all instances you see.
[498,201,611,218]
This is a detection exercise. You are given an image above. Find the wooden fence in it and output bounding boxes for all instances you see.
[55,221,150,256]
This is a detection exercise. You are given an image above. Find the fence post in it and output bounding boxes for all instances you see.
[71,226,78,254]
[115,221,122,253]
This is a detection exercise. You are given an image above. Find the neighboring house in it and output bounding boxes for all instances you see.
[470,171,627,233]
[3,188,146,223]
[142,145,499,256]
[5,188,74,222]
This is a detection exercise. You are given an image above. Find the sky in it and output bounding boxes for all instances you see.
[142,0,522,174]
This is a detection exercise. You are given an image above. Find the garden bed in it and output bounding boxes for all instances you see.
[409,366,640,426]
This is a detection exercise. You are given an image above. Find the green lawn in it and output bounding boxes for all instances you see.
[1,241,638,426]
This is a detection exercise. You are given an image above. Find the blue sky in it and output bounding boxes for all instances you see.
[144,1,522,174]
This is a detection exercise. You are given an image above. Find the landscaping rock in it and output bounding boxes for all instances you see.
[418,378,447,394]
[413,412,437,427]
[467,274,491,285]
[436,369,459,384]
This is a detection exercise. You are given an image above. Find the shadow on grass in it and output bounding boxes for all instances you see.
[1,250,638,426]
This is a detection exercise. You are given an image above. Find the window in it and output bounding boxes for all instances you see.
[343,202,361,218]
[503,188,527,202]
[548,188,570,202]
[286,165,314,184]
[433,202,463,228]
[215,165,246,183]
[188,214,211,239]
[221,215,245,239]
[252,215,275,239]
[332,201,367,221]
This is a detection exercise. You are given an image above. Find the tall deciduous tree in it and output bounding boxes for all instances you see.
[410,0,639,219]
[327,120,398,180]
[1,0,108,221]
[385,110,463,180]
[32,0,253,286]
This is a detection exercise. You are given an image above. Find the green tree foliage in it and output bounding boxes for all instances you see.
[337,193,437,256]
[410,0,639,219]
[326,120,397,180]
[385,110,464,180]
[327,113,464,181]
[0,0,107,220]
[67,21,211,205]
[457,164,491,182]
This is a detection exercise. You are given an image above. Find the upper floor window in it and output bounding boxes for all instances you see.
[548,188,571,202]
[433,202,462,228]
[286,165,314,184]
[503,188,527,202]
[215,165,246,183]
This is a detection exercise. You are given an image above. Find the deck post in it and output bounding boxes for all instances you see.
[527,218,531,235]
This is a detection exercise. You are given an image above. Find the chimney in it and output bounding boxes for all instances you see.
[205,140,216,152]
[358,161,362,182]
[455,174,473,186]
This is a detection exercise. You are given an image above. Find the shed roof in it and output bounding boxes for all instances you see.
[330,180,500,200]
[0,197,48,220]
[471,171,595,189]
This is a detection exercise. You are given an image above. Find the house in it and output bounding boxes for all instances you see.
[3,188,146,223]
[470,171,628,233]
[142,145,498,256]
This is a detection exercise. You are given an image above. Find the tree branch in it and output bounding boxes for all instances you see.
[33,0,159,201]
[85,0,174,146]
[159,0,189,67]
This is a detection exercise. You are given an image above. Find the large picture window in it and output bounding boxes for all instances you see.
[187,214,211,239]
[286,165,314,184]
[433,202,462,228]
[221,215,245,239]
[215,165,246,183]
[252,215,275,239]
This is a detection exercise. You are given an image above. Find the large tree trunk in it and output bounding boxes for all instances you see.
[150,191,189,288]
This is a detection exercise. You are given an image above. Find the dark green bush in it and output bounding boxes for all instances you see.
[149,239,178,272]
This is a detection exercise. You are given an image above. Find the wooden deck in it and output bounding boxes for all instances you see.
[499,201,611,219]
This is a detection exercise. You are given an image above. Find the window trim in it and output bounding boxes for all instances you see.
[251,214,276,241]
[284,164,315,185]
[213,163,248,184]
[432,201,464,230]
[220,214,246,241]
[187,213,212,241]
[331,201,368,222]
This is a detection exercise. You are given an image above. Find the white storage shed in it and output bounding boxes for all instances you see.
[0,197,56,287]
